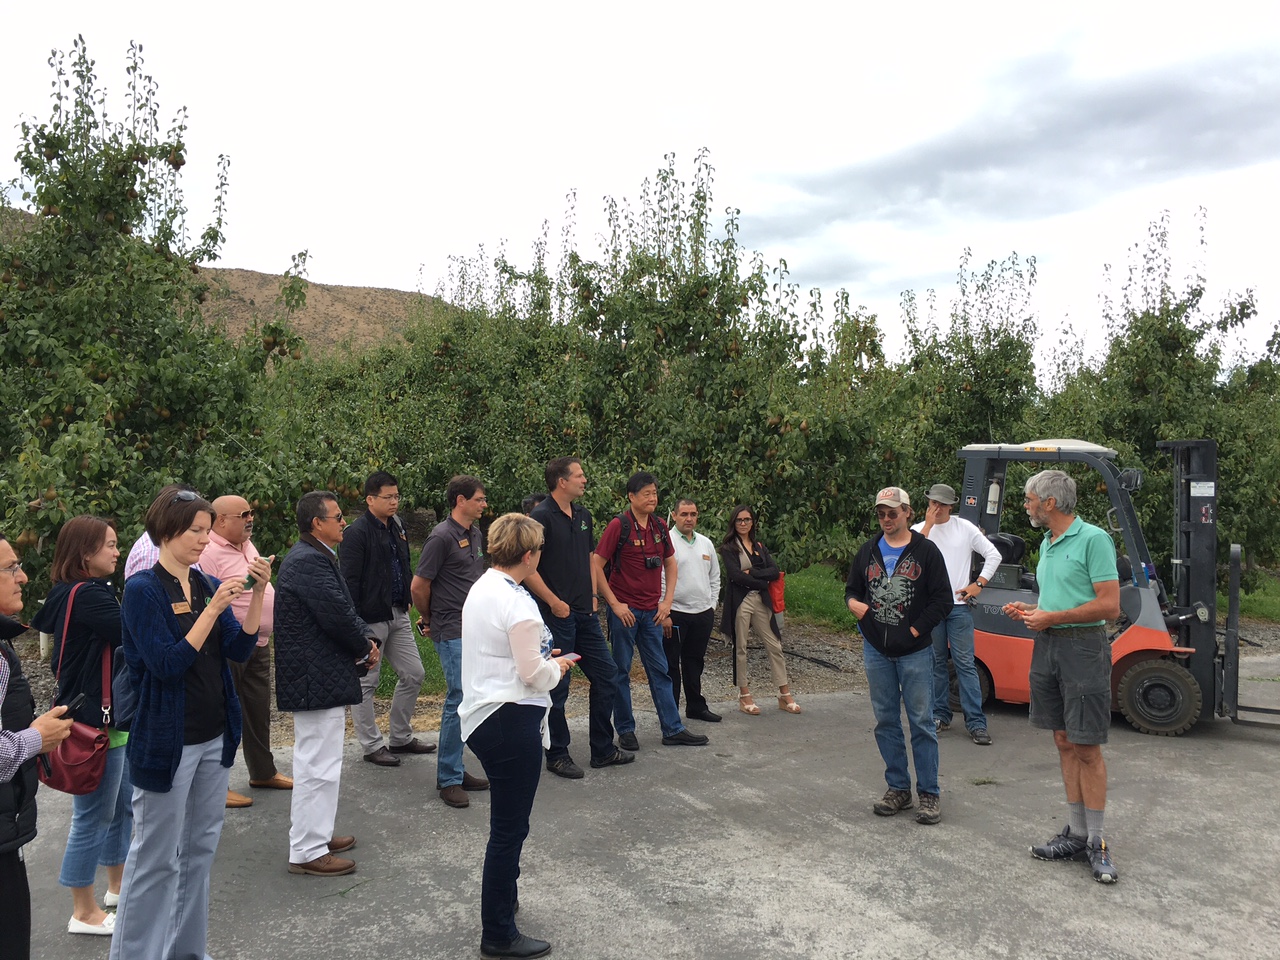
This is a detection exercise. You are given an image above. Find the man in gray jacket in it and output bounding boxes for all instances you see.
[275,492,380,877]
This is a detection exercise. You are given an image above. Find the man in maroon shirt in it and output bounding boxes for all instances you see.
[593,472,708,751]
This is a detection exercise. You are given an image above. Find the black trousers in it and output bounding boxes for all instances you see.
[466,703,545,945]
[665,608,715,713]
[0,848,31,960]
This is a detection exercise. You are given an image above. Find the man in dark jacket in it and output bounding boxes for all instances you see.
[340,471,431,767]
[846,487,952,825]
[276,493,380,878]
[1,532,74,959]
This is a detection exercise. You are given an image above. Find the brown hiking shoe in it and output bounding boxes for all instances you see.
[288,853,356,877]
[915,792,942,825]
[873,788,914,816]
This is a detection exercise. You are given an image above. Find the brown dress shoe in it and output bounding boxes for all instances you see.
[462,771,490,791]
[388,737,437,755]
[328,836,356,854]
[362,746,401,767]
[288,854,355,877]
[249,773,294,790]
[226,790,253,808]
[439,784,470,808]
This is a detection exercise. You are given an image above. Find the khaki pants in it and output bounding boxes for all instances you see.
[734,591,789,690]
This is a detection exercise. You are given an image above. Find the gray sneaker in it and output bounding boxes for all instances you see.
[873,788,913,816]
[1087,837,1119,883]
[1030,825,1089,862]
[915,792,941,825]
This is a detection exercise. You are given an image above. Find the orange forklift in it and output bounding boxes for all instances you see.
[951,438,1271,735]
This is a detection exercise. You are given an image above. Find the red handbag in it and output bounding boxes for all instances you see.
[38,582,110,796]
[768,571,786,614]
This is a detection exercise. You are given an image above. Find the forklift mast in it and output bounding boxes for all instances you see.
[1156,440,1220,717]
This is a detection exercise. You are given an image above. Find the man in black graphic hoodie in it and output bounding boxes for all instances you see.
[846,487,952,825]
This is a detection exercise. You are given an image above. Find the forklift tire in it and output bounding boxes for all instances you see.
[947,659,993,713]
[1117,658,1202,736]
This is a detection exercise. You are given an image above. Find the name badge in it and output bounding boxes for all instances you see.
[171,601,192,615]
[702,554,711,561]
[632,539,642,546]
[458,538,470,548]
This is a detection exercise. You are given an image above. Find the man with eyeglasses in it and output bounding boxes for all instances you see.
[200,495,292,805]
[845,487,952,825]
[1004,470,1121,883]
[275,492,381,877]
[340,471,432,767]
[411,476,491,808]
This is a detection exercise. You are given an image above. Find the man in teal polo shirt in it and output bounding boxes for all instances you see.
[1003,470,1121,883]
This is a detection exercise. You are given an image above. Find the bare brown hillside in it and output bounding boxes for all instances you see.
[201,267,431,353]
[2,207,428,353]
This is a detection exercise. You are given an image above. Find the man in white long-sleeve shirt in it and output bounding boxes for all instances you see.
[912,483,1003,745]
[662,499,723,723]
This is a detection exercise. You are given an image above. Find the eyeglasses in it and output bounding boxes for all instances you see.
[370,494,401,502]
[734,517,753,525]
[222,510,254,520]
[324,513,346,523]
[0,562,22,577]
[876,508,900,519]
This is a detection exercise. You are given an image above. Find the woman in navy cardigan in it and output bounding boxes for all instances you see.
[108,490,272,960]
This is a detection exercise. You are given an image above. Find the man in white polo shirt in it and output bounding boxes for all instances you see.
[662,498,723,723]
[913,483,1003,746]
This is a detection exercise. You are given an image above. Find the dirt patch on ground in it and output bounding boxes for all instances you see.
[18,616,1277,749]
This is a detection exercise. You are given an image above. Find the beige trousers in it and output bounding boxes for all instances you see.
[734,591,789,689]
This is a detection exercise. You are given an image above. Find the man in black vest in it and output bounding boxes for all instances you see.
[1,532,75,960]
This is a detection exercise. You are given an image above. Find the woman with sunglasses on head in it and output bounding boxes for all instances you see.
[108,489,272,960]
[29,516,131,936]
[718,505,800,716]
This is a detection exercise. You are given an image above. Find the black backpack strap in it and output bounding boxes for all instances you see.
[612,512,632,574]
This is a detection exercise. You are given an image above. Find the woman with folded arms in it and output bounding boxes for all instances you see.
[108,490,271,960]
[460,513,576,960]
[31,516,131,936]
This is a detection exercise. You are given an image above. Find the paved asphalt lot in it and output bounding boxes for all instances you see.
[23,654,1280,960]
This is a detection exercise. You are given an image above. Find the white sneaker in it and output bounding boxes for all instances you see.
[68,913,116,935]
[103,890,120,908]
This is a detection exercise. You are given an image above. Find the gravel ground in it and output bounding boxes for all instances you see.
[14,614,1280,748]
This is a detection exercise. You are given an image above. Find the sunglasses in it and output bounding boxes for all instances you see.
[170,490,201,505]
[875,508,900,519]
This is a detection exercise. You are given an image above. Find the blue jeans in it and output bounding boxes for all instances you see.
[466,703,545,945]
[931,605,987,730]
[544,610,619,764]
[434,637,465,787]
[59,743,133,887]
[863,641,939,796]
[607,608,686,738]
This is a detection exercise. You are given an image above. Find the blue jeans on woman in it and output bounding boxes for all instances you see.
[59,742,133,888]
[863,640,939,796]
[465,702,545,945]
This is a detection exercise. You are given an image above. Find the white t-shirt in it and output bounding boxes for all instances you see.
[459,568,562,744]
[911,516,1003,605]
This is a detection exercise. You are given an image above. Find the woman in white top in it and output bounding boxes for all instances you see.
[460,513,574,960]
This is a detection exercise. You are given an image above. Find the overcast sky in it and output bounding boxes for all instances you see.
[3,2,1276,368]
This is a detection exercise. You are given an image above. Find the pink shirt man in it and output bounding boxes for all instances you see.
[199,530,275,646]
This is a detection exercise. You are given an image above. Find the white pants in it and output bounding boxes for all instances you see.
[289,707,346,864]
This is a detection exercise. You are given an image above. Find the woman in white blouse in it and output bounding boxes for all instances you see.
[461,513,575,960]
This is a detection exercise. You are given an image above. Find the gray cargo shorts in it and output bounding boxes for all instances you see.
[1028,625,1111,745]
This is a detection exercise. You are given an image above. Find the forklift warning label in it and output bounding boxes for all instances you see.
[1190,481,1216,497]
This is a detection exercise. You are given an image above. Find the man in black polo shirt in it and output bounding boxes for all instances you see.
[524,457,633,778]
[411,475,492,808]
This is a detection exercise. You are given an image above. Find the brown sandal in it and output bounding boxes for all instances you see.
[738,694,761,716]
[778,694,802,714]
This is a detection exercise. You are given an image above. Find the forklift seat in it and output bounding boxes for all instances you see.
[1116,555,1143,625]
[988,533,1025,565]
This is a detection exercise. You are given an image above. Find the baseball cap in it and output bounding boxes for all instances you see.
[874,486,911,509]
[925,483,958,505]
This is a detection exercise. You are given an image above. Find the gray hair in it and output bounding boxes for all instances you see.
[1025,470,1077,515]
